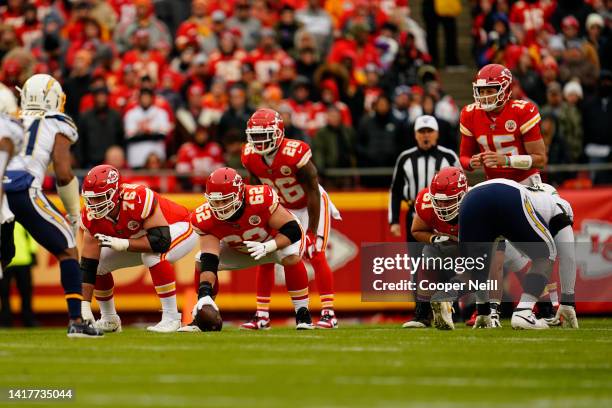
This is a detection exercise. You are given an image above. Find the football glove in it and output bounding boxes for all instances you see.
[431,235,450,244]
[95,234,129,251]
[305,231,323,259]
[67,214,80,237]
[553,304,579,329]
[192,295,219,318]
[244,240,277,260]
[490,302,502,328]
[473,314,492,329]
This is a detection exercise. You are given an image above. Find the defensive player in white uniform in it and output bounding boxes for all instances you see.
[0,83,23,277]
[3,74,101,337]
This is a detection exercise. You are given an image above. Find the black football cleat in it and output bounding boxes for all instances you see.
[67,320,104,338]
[295,307,314,330]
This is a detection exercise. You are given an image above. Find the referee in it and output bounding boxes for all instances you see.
[388,115,460,240]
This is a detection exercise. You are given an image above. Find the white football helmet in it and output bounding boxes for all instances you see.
[18,74,66,112]
[0,83,18,115]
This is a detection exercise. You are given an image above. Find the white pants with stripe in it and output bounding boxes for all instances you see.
[96,222,198,275]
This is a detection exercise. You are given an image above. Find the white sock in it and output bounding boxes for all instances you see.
[516,294,538,311]
[256,310,270,319]
[98,298,118,317]
[160,295,178,317]
[292,298,309,313]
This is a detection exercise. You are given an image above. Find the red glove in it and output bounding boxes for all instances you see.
[305,231,317,259]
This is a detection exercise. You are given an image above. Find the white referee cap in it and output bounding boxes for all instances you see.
[414,115,439,132]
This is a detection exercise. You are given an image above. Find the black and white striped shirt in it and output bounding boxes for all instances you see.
[388,145,460,224]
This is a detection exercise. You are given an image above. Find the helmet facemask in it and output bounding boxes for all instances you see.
[82,188,118,219]
[431,191,466,222]
[472,80,510,111]
[246,125,283,155]
[205,190,243,220]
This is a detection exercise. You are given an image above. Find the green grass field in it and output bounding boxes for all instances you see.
[1,319,611,408]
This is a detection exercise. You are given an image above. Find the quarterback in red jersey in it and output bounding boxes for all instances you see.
[241,108,341,329]
[178,167,314,332]
[79,165,198,333]
[459,64,547,186]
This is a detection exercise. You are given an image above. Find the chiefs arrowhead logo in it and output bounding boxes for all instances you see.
[505,120,517,132]
[107,169,119,184]
[127,221,140,230]
[249,215,261,225]
[281,166,291,176]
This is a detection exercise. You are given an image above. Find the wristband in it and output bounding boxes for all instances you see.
[504,156,510,167]
[264,240,278,253]
[508,155,532,170]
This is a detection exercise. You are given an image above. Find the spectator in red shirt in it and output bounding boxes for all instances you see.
[121,28,166,84]
[328,23,380,70]
[208,31,248,84]
[284,76,315,134]
[14,3,41,49]
[176,125,224,191]
[113,0,171,54]
[249,27,290,84]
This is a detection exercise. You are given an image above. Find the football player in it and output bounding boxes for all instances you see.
[241,108,341,329]
[431,177,558,330]
[3,74,101,337]
[179,167,314,331]
[459,63,556,318]
[79,165,198,333]
[459,63,547,187]
[0,84,22,277]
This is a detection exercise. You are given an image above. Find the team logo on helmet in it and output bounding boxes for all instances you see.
[249,215,261,225]
[107,169,119,184]
[505,120,517,132]
[281,165,292,176]
[128,221,140,230]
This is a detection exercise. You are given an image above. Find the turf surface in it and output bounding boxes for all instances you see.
[1,318,611,408]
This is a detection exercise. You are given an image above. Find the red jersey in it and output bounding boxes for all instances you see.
[121,50,167,84]
[241,138,312,210]
[249,48,290,84]
[176,142,225,187]
[509,1,556,45]
[459,99,542,182]
[283,99,314,132]
[190,184,279,253]
[414,188,458,239]
[81,183,189,239]
[208,49,248,83]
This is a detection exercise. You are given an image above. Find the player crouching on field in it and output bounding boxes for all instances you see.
[179,167,315,332]
[79,165,198,333]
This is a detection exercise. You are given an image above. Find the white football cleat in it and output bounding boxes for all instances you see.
[94,315,122,333]
[511,309,549,330]
[554,304,579,329]
[147,312,182,333]
[177,323,202,332]
[472,315,492,329]
[431,302,455,330]
[402,320,428,329]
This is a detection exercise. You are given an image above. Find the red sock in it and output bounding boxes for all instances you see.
[255,263,274,316]
[284,261,309,312]
[94,273,114,302]
[311,251,335,311]
[150,260,177,299]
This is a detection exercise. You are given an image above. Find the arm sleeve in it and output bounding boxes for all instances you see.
[459,134,478,170]
[554,226,576,295]
[388,155,406,224]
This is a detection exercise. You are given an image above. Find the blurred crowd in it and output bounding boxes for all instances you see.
[472,0,612,185]
[0,0,610,192]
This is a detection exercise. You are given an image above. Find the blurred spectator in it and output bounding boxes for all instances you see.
[104,145,128,169]
[285,76,315,134]
[90,0,119,34]
[557,15,600,70]
[559,41,599,92]
[201,77,228,126]
[228,0,262,51]
[510,0,555,45]
[0,25,20,61]
[586,13,609,70]
[313,106,357,188]
[541,112,572,185]
[276,5,301,53]
[278,104,309,145]
[249,28,289,84]
[63,49,94,118]
[295,45,319,86]
[582,70,612,184]
[113,0,171,55]
[278,56,297,98]
[296,0,333,54]
[541,81,583,164]
[123,87,172,168]
[217,85,254,144]
[391,85,411,128]
[420,94,455,151]
[0,223,38,328]
[176,125,225,191]
[423,0,461,67]
[311,79,352,134]
[513,51,546,105]
[15,3,41,50]
[77,84,124,167]
[175,83,205,146]
[121,28,166,84]
[551,0,595,35]
[328,24,380,71]
[383,33,429,89]
[208,31,248,84]
[201,10,229,54]
[356,95,406,185]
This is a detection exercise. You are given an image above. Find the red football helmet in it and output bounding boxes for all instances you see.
[246,108,285,154]
[429,167,468,222]
[472,64,513,111]
[205,167,245,220]
[81,165,121,219]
